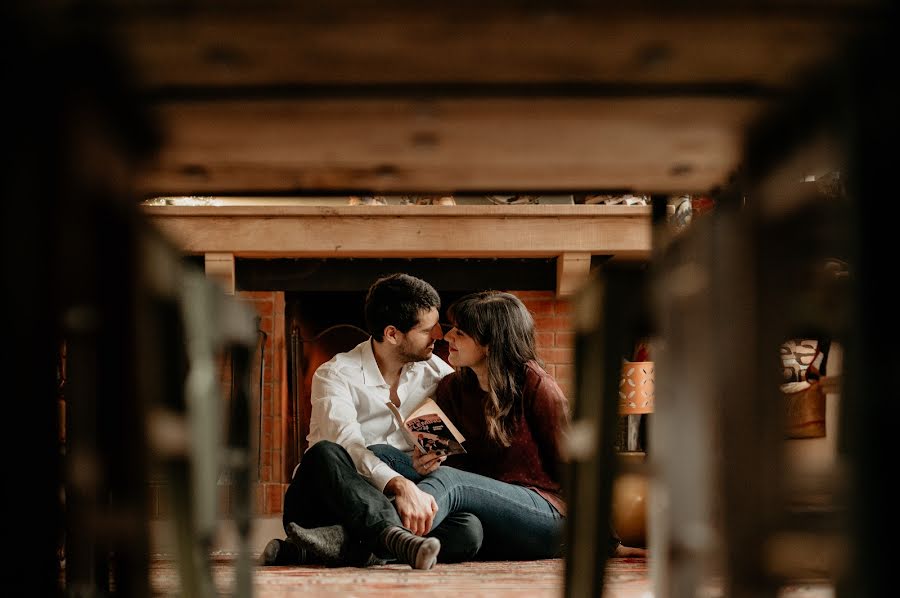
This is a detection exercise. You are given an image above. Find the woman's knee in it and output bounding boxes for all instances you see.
[369,443,419,481]
[367,443,406,462]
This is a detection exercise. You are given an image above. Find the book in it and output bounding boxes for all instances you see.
[386,398,466,456]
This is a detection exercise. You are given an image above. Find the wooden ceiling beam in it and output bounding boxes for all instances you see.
[115,5,863,90]
[137,97,760,195]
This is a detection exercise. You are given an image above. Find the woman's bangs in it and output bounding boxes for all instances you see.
[448,298,479,336]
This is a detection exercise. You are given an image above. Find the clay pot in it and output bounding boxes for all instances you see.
[614,362,653,547]
[783,381,826,439]
[612,452,648,548]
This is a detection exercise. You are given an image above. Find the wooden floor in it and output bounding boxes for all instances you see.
[145,554,835,597]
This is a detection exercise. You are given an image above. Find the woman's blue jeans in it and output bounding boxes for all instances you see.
[370,444,565,560]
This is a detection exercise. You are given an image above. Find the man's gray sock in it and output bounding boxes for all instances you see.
[286,523,345,564]
[261,538,301,566]
[378,526,441,570]
[287,522,387,567]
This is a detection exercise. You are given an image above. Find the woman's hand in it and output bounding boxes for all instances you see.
[412,446,446,476]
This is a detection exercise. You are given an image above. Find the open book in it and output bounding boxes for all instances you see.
[386,398,466,456]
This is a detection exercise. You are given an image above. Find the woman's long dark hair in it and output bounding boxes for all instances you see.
[447,291,542,446]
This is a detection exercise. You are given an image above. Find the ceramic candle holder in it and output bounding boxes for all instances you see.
[618,361,655,414]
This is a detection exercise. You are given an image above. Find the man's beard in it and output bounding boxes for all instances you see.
[397,340,433,363]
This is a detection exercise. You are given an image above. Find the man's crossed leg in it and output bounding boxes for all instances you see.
[263,441,483,568]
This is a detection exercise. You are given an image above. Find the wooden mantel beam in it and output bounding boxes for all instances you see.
[144,205,651,260]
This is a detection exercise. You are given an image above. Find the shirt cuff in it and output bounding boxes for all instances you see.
[369,461,401,494]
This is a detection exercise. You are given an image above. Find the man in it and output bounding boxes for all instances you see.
[262,274,482,570]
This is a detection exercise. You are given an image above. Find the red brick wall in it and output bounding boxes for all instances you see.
[150,289,574,518]
[236,291,289,516]
[149,290,290,519]
[510,291,574,399]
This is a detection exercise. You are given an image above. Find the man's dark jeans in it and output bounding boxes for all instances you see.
[282,440,482,562]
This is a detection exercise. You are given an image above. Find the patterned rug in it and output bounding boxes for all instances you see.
[148,554,833,597]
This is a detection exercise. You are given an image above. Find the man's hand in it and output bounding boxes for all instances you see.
[385,476,438,535]
[412,446,446,476]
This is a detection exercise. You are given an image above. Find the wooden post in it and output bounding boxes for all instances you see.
[556,252,592,298]
[205,252,236,295]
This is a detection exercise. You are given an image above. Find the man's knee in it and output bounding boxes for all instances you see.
[301,440,349,471]
[435,512,483,563]
[285,441,352,524]
[453,513,484,559]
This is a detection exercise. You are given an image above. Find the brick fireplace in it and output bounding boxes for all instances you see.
[247,289,571,518]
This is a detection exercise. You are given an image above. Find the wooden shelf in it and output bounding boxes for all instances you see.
[144,204,652,259]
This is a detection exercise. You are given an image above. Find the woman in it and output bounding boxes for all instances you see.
[382,290,645,560]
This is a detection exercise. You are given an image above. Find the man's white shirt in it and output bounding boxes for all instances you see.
[306,339,454,492]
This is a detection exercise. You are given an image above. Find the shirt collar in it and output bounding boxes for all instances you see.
[361,338,388,387]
